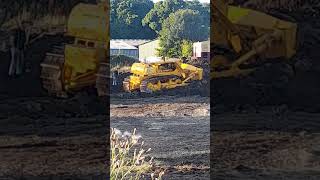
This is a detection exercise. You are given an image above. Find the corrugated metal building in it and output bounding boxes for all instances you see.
[113,39,150,47]
[110,40,139,59]
[138,39,161,61]
[110,39,151,60]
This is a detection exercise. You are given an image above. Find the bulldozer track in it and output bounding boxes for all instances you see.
[40,51,67,97]
[140,75,182,93]
[122,77,130,92]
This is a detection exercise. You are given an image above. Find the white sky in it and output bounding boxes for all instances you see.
[152,0,210,3]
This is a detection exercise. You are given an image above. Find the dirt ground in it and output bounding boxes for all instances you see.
[0,34,109,178]
[0,95,108,178]
[212,108,320,179]
[111,95,210,179]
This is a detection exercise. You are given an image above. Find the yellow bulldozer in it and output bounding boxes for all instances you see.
[40,2,109,97]
[212,0,297,80]
[123,59,203,93]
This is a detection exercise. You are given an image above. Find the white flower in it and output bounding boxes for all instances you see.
[132,134,142,144]
[123,131,132,137]
[133,134,142,140]
[113,128,122,136]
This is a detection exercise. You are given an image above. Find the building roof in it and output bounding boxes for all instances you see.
[111,39,151,48]
[138,39,160,47]
[110,40,138,50]
[194,38,210,43]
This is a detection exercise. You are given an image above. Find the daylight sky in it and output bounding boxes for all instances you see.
[152,0,210,3]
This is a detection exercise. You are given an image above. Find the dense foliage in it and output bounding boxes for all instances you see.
[158,8,209,57]
[110,0,156,39]
[181,40,193,58]
[143,0,209,34]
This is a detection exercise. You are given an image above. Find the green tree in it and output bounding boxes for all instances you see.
[158,9,209,58]
[181,40,193,58]
[142,0,187,34]
[142,0,209,34]
[110,0,156,39]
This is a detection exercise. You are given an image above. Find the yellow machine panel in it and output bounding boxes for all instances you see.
[130,63,151,76]
[65,45,99,74]
[63,43,106,90]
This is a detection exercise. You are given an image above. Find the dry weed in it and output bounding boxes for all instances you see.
[110,128,164,180]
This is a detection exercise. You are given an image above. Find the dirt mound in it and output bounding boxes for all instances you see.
[112,83,209,99]
[111,101,209,118]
